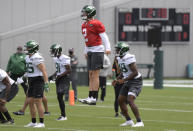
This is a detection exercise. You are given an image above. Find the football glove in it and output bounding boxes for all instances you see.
[44,83,50,92]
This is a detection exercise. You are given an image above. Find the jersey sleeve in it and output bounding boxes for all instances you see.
[125,55,136,65]
[0,70,7,81]
[33,57,44,66]
[95,21,105,34]
[62,57,71,65]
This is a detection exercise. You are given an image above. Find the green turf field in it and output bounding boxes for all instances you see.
[1,83,193,131]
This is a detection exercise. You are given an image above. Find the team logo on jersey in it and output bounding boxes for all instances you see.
[89,24,93,27]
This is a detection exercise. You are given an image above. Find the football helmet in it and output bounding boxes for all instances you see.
[115,42,130,57]
[81,5,96,20]
[50,44,62,57]
[25,40,39,54]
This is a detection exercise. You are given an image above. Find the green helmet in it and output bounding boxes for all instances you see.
[81,5,96,20]
[25,40,39,54]
[50,44,62,57]
[115,42,130,57]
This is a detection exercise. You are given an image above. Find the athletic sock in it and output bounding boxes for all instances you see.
[92,91,98,99]
[89,91,92,98]
[39,118,44,123]
[136,118,141,122]
[126,116,131,121]
[3,111,12,120]
[32,118,36,123]
[0,112,6,121]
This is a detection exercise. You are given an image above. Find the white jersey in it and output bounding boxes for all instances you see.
[53,54,71,76]
[117,53,141,79]
[0,69,14,92]
[25,52,44,77]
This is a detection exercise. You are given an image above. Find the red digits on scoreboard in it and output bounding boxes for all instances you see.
[162,8,167,18]
[147,8,153,18]
[183,14,189,25]
[125,13,132,24]
[183,32,188,40]
[178,33,181,41]
[121,32,126,39]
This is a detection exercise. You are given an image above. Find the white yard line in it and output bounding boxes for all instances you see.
[0,124,87,131]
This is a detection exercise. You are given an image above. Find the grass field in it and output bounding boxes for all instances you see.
[1,83,193,131]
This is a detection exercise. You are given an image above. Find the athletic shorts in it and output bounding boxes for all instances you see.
[0,83,19,102]
[27,76,44,98]
[120,77,143,97]
[87,52,104,70]
[56,76,70,94]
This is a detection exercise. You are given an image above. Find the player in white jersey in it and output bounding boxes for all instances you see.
[0,68,18,124]
[112,42,144,127]
[49,44,71,121]
[24,40,49,128]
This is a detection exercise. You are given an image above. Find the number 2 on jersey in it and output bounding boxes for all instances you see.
[82,28,88,42]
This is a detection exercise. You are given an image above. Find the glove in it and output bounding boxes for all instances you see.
[16,77,24,84]
[44,83,50,92]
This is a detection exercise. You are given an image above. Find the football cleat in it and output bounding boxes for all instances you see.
[56,116,67,121]
[78,97,90,104]
[24,122,37,127]
[133,121,144,127]
[44,111,50,116]
[13,110,24,115]
[120,120,134,127]
[34,123,45,128]
[86,97,96,105]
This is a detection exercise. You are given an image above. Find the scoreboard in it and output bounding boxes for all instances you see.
[116,8,190,43]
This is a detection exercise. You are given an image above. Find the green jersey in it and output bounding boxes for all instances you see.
[6,53,26,75]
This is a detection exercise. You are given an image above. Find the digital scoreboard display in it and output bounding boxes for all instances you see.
[117,8,190,42]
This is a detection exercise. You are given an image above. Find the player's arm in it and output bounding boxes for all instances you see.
[37,63,49,83]
[57,65,71,79]
[118,62,138,84]
[1,77,11,102]
[99,32,111,54]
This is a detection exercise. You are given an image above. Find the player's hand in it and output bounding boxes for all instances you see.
[44,83,50,92]
[117,79,125,84]
[112,80,117,86]
[105,50,111,55]
[84,54,88,59]
[0,99,6,105]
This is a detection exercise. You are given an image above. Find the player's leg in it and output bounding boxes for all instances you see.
[42,94,50,115]
[100,76,106,101]
[114,84,121,117]
[118,83,134,127]
[128,78,144,127]
[71,76,78,101]
[33,77,45,128]
[56,76,68,121]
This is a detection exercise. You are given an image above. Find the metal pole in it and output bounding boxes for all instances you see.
[92,0,100,20]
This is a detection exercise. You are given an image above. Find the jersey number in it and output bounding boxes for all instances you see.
[119,63,128,72]
[82,28,88,42]
[56,63,61,73]
[26,62,34,73]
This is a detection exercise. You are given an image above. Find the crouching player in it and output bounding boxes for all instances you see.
[113,42,144,127]
[0,68,18,124]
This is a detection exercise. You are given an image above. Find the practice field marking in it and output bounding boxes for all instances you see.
[0,124,87,131]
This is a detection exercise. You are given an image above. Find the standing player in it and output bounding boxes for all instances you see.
[50,44,71,121]
[113,42,144,127]
[79,5,111,105]
[24,40,49,128]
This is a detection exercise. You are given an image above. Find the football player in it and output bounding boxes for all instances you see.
[49,44,71,121]
[113,42,144,127]
[0,68,18,124]
[24,40,49,128]
[79,5,111,105]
